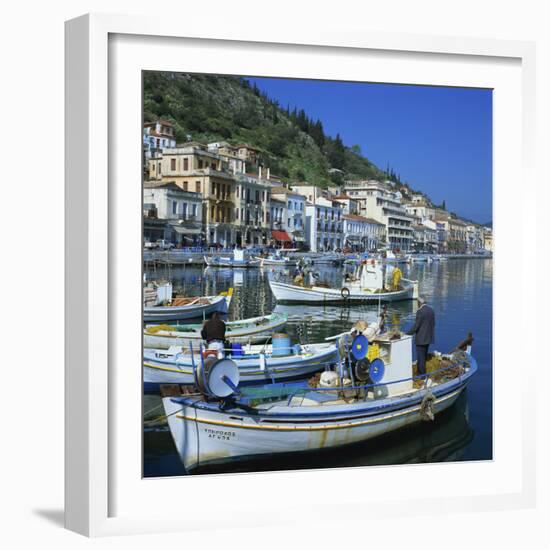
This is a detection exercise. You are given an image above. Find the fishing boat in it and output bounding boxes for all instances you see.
[144,338,337,391]
[161,323,477,471]
[269,261,418,303]
[256,254,298,267]
[380,250,409,264]
[143,282,233,322]
[204,249,260,268]
[143,312,288,349]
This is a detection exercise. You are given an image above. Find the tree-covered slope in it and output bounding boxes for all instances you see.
[143,73,392,186]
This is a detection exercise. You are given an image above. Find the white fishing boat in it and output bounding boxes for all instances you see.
[380,250,409,264]
[161,323,477,472]
[256,254,298,267]
[269,261,418,303]
[143,282,233,322]
[143,312,288,349]
[144,338,337,391]
[204,249,261,268]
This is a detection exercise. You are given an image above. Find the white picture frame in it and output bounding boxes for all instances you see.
[65,13,537,537]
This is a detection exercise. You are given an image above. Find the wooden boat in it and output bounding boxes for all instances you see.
[161,328,477,471]
[143,340,338,391]
[204,249,260,268]
[269,262,418,303]
[143,286,233,322]
[143,312,288,349]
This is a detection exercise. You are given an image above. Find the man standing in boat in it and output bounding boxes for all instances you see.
[201,311,227,357]
[406,296,435,377]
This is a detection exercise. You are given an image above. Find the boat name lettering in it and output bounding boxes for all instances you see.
[204,427,236,440]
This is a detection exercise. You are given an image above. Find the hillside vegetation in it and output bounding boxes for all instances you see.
[143,73,403,188]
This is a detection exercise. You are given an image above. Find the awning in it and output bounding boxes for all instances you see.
[172,226,202,235]
[271,230,292,242]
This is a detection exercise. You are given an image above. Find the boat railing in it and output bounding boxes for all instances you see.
[278,361,470,407]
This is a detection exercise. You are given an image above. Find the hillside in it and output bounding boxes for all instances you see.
[143,73,394,187]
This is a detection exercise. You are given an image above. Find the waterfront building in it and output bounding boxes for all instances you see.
[466,224,484,253]
[483,228,493,252]
[447,218,469,253]
[233,171,271,246]
[270,187,306,247]
[143,120,176,160]
[343,214,385,251]
[160,143,236,246]
[420,219,439,252]
[305,198,344,252]
[143,181,203,246]
[344,180,414,251]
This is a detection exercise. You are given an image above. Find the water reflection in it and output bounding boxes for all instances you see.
[143,258,493,475]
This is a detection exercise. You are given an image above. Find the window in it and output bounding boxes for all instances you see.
[195,181,200,193]
[182,203,187,218]
[172,201,177,215]
[235,208,239,220]
[183,181,188,191]
[198,159,203,169]
[170,158,176,171]
[236,186,240,198]
[192,204,197,217]
[183,158,188,170]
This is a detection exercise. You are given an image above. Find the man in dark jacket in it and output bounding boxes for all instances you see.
[406,297,435,376]
[201,312,226,344]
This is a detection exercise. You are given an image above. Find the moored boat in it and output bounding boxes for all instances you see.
[269,261,418,303]
[204,249,260,268]
[144,340,337,390]
[144,312,288,349]
[256,254,298,267]
[143,283,233,322]
[161,326,477,472]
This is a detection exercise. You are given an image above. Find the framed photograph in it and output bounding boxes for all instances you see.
[65,13,536,536]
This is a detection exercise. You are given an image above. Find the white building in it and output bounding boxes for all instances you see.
[143,181,203,245]
[344,180,414,251]
[305,198,344,252]
[343,214,385,251]
[270,187,306,247]
[143,120,177,159]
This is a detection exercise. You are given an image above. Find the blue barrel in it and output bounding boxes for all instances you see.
[272,333,292,356]
[231,343,243,357]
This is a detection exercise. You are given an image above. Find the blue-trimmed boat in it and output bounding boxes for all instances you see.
[161,330,477,472]
[144,341,338,392]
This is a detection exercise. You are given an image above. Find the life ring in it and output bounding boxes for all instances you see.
[341,287,351,299]
[420,391,436,422]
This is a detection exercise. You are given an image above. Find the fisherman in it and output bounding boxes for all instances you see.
[406,296,435,377]
[392,266,403,290]
[201,311,226,357]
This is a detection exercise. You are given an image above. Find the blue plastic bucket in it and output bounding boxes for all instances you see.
[231,343,243,357]
[272,333,292,356]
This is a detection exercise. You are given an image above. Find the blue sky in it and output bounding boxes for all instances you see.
[247,77,492,224]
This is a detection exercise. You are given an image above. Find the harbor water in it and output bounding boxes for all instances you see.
[143,258,493,476]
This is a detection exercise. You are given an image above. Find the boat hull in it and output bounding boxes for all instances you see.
[143,294,230,322]
[144,344,338,389]
[143,313,287,349]
[164,369,474,471]
[269,279,418,303]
